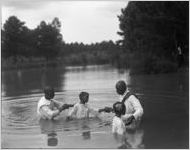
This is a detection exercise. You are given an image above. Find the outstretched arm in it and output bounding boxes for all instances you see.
[67,104,77,119]
[98,107,113,113]
[51,99,63,109]
[51,99,74,110]
[40,105,61,120]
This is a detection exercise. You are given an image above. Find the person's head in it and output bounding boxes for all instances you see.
[44,86,55,100]
[113,101,126,117]
[79,92,89,104]
[115,80,127,95]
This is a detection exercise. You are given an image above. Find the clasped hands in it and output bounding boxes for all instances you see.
[98,106,113,113]
[59,103,74,112]
[125,115,135,125]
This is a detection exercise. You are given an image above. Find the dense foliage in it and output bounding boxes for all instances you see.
[1,16,119,69]
[1,2,189,73]
[117,1,189,73]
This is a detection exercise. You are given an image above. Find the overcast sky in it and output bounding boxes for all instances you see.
[2,0,128,44]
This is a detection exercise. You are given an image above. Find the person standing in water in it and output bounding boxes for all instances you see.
[37,86,74,120]
[112,101,126,135]
[115,80,143,127]
[67,91,101,119]
[100,80,143,128]
[113,81,145,148]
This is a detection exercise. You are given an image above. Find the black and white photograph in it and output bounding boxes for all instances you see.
[1,0,189,149]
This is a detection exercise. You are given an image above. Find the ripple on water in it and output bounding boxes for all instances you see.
[2,92,114,136]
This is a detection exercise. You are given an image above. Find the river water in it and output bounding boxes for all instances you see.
[1,65,189,148]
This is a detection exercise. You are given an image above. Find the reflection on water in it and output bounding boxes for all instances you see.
[39,119,58,147]
[2,67,66,97]
[115,129,144,149]
[82,131,91,140]
[47,132,58,146]
[1,65,189,148]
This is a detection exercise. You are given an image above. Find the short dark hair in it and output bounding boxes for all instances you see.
[79,92,89,104]
[115,80,127,95]
[113,101,126,117]
[44,86,55,100]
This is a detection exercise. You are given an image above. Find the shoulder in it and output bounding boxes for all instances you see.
[38,96,46,104]
[39,96,45,101]
[74,102,80,108]
[38,96,50,107]
[128,93,139,101]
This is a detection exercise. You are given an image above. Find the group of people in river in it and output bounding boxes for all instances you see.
[37,80,144,147]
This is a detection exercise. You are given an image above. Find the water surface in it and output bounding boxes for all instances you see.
[1,65,189,148]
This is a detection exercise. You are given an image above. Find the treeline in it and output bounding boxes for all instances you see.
[61,41,119,65]
[1,1,189,73]
[117,1,189,73]
[1,16,119,69]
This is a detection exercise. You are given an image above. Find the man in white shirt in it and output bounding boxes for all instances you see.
[37,86,73,120]
[115,80,144,128]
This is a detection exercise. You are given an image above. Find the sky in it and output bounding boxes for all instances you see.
[1,0,129,44]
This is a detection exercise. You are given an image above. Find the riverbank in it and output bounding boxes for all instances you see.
[1,57,109,71]
[2,56,188,75]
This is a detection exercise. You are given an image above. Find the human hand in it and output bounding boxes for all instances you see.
[59,104,74,112]
[66,116,73,121]
[104,107,113,113]
[98,107,113,113]
[125,115,135,125]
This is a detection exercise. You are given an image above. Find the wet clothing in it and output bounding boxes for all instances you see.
[120,91,143,128]
[37,96,63,120]
[68,102,99,119]
[112,116,126,135]
[115,129,145,149]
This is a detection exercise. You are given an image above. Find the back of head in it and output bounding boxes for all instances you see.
[115,80,127,95]
[113,101,126,117]
[44,86,55,100]
[79,91,89,104]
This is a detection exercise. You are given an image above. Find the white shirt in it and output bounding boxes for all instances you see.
[112,116,126,135]
[120,91,143,124]
[68,102,99,119]
[37,96,62,120]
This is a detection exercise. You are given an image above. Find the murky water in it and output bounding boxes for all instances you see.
[1,65,189,148]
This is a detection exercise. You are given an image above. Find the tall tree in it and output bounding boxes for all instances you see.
[36,18,62,61]
[118,1,189,58]
[117,1,189,72]
[2,16,29,60]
